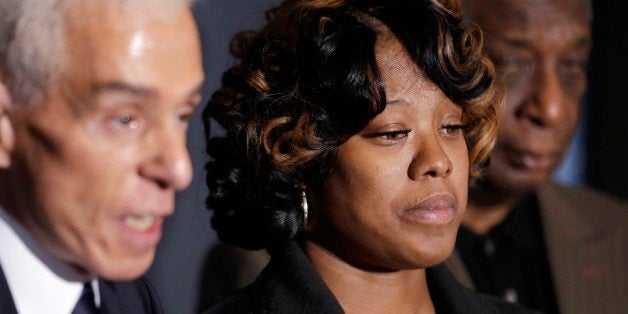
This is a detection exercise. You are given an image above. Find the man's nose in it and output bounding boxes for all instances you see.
[520,65,568,128]
[139,122,193,191]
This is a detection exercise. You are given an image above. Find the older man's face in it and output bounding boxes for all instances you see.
[3,6,203,280]
[470,0,591,194]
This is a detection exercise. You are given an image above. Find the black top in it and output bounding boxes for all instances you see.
[206,241,535,313]
[0,263,16,314]
[456,194,559,313]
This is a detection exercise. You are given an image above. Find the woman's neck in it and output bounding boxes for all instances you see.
[302,240,435,314]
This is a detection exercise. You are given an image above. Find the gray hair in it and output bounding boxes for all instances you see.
[0,0,65,106]
[0,0,196,107]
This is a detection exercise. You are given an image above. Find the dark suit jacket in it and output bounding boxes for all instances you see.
[446,183,628,314]
[207,241,534,313]
[0,262,163,314]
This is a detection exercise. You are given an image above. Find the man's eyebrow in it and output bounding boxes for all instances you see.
[497,37,531,49]
[92,82,158,99]
[495,35,591,50]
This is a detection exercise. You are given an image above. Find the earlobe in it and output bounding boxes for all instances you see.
[0,80,15,169]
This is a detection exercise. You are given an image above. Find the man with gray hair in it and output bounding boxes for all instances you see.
[446,0,628,313]
[0,0,203,313]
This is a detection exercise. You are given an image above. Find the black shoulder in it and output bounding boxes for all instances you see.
[475,293,540,314]
[204,283,271,314]
[99,277,163,314]
[427,265,538,314]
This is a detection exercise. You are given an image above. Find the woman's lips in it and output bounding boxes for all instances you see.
[400,194,456,225]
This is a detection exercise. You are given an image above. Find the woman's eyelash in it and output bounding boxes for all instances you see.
[442,124,468,133]
[443,123,466,129]
[368,130,411,139]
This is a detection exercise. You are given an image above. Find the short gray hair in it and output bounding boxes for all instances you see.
[0,0,196,107]
[0,0,65,106]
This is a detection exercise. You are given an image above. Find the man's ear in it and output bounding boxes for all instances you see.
[0,78,14,169]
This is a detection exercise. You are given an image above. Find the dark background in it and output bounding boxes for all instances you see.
[586,0,628,200]
[146,1,628,313]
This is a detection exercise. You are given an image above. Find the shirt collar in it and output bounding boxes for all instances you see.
[458,193,541,250]
[0,206,100,313]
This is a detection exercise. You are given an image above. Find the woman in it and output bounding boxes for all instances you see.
[204,0,529,312]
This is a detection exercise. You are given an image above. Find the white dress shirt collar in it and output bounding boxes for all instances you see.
[0,206,100,314]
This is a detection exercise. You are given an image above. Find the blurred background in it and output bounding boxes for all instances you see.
[146,1,628,313]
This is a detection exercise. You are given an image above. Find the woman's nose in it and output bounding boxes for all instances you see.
[408,134,453,180]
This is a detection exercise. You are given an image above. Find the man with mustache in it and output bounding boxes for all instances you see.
[447,0,628,313]
[0,0,203,312]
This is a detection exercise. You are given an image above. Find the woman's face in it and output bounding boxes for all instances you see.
[307,34,469,271]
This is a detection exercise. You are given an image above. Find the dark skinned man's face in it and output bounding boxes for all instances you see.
[467,0,591,194]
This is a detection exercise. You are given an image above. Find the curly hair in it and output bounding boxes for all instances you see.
[204,0,501,250]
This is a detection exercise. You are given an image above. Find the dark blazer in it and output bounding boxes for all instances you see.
[207,241,534,313]
[0,262,162,314]
[446,183,628,314]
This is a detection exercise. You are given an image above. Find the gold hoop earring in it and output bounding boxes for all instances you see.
[301,190,308,225]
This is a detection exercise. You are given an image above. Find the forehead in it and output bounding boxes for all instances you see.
[469,0,590,38]
[59,2,201,99]
[375,31,433,97]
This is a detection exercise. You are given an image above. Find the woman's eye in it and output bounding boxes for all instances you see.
[441,124,466,135]
[373,130,410,140]
[380,131,409,140]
